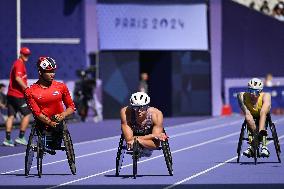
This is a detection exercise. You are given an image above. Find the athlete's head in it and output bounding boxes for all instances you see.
[248,78,263,96]
[130,92,150,113]
[37,56,57,82]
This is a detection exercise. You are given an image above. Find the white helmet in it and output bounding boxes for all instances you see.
[248,78,263,90]
[130,92,150,106]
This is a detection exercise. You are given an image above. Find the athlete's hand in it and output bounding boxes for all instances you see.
[49,121,59,128]
[153,133,168,141]
[53,113,65,123]
[127,139,135,150]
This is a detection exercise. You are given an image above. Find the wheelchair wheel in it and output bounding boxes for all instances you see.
[115,134,126,176]
[25,126,36,176]
[162,140,173,176]
[132,138,139,179]
[252,131,259,165]
[63,130,76,175]
[237,122,246,163]
[37,135,43,178]
[270,123,281,163]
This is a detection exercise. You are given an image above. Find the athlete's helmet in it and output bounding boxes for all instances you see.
[20,47,31,55]
[248,78,263,90]
[37,56,57,71]
[130,92,150,106]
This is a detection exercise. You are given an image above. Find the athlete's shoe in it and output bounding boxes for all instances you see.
[3,139,15,147]
[15,137,28,145]
[260,146,270,158]
[243,146,254,158]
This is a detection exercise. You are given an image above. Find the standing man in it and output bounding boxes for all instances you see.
[139,72,149,94]
[3,47,32,146]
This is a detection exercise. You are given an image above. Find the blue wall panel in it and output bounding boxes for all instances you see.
[0,0,17,79]
[222,1,284,80]
[0,0,86,80]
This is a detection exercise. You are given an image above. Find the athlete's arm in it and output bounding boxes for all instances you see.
[138,109,167,141]
[121,107,134,143]
[54,84,76,122]
[15,76,28,90]
[237,92,250,115]
[259,93,271,131]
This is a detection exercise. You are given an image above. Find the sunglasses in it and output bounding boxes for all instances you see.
[248,88,261,96]
[131,105,148,111]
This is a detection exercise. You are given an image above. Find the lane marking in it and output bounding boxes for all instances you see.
[163,135,284,189]
[0,119,242,174]
[2,117,284,175]
[45,131,241,189]
[0,116,231,160]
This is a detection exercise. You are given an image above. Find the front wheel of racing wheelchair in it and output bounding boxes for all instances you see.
[115,132,173,179]
[25,120,76,177]
[237,113,281,164]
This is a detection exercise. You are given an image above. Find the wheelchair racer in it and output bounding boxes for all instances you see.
[120,92,168,157]
[237,78,271,158]
[25,57,76,153]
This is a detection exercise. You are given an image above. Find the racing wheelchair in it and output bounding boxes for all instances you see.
[237,113,281,164]
[25,120,76,177]
[115,131,173,179]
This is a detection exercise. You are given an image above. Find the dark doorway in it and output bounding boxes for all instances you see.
[139,51,172,117]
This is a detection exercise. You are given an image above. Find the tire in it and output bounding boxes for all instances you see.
[37,135,43,178]
[63,130,76,175]
[270,123,281,163]
[132,138,139,179]
[162,140,173,176]
[237,122,246,163]
[115,135,125,176]
[25,127,36,176]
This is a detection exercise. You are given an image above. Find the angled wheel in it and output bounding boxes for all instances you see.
[132,138,139,179]
[162,140,173,176]
[270,123,281,163]
[115,134,126,176]
[237,122,246,163]
[25,126,36,176]
[37,135,43,178]
[63,130,76,175]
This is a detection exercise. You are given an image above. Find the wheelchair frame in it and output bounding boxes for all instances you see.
[115,132,173,179]
[237,113,281,164]
[24,121,76,177]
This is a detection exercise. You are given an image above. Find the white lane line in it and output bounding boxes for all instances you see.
[0,148,117,175]
[0,116,231,160]
[45,131,241,189]
[0,119,242,174]
[163,135,284,189]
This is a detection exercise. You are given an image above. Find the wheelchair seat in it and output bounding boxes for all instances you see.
[115,132,173,179]
[24,120,76,177]
[236,113,281,164]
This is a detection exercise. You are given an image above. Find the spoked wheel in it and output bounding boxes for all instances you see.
[63,130,76,175]
[37,135,43,178]
[161,140,173,176]
[270,123,281,163]
[116,135,126,176]
[25,127,36,176]
[237,122,246,163]
[132,138,139,179]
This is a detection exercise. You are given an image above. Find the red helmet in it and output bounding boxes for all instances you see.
[37,56,57,71]
[20,47,31,55]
